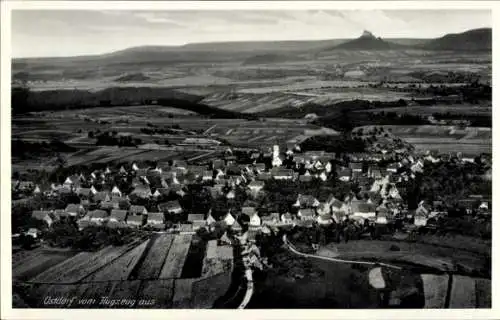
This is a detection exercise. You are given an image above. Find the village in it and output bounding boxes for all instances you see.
[12,134,492,251]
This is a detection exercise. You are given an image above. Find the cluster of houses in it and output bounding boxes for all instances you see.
[16,143,492,238]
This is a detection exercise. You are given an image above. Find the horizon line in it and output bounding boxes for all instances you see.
[12,27,491,60]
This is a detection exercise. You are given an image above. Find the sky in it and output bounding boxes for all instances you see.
[11,9,492,58]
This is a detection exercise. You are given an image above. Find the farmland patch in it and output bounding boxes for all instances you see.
[83,240,150,282]
[421,274,449,308]
[137,279,175,308]
[159,235,192,279]
[136,234,174,280]
[30,243,138,284]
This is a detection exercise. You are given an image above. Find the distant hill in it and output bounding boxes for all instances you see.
[420,28,492,51]
[242,53,303,65]
[114,73,151,82]
[327,30,405,51]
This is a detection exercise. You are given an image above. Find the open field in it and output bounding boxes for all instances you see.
[358,125,491,154]
[355,104,491,117]
[13,109,336,173]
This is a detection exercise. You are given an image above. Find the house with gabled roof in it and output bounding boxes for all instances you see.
[130,184,152,199]
[248,180,265,194]
[349,162,363,173]
[223,211,236,226]
[242,206,257,217]
[119,166,128,175]
[256,172,272,181]
[126,215,144,228]
[158,200,183,215]
[375,204,390,225]
[111,186,122,197]
[212,159,225,171]
[53,209,69,220]
[129,205,148,216]
[387,163,399,173]
[93,191,111,203]
[293,194,320,208]
[317,211,333,225]
[281,212,295,225]
[337,168,352,182]
[271,168,294,180]
[110,209,128,222]
[414,201,430,226]
[297,208,316,221]
[76,187,91,199]
[32,185,41,195]
[316,202,331,217]
[31,210,55,227]
[202,170,213,182]
[146,212,164,226]
[350,200,376,220]
[206,210,217,226]
[187,214,205,223]
[87,209,109,226]
[63,175,80,188]
[100,201,117,210]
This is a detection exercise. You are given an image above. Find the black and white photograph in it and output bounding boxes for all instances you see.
[1,1,496,316]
